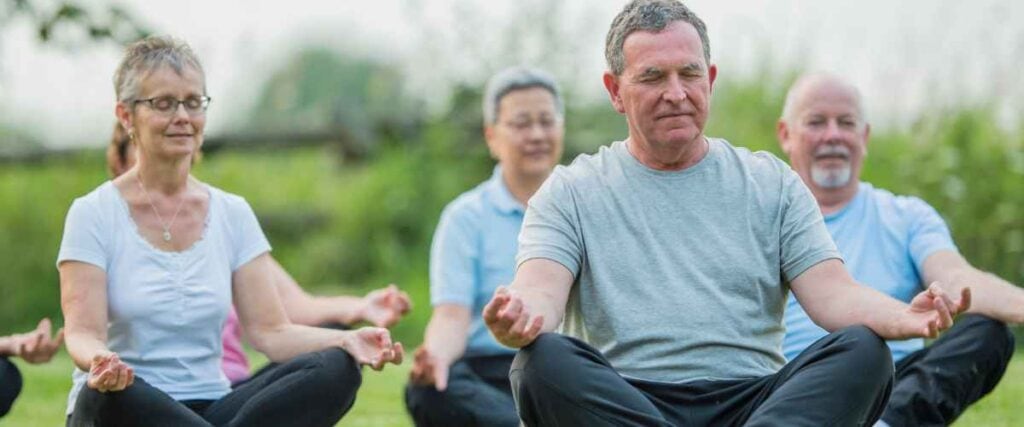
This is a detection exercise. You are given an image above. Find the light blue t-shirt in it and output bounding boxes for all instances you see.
[57,181,271,414]
[430,166,519,357]
[783,182,957,362]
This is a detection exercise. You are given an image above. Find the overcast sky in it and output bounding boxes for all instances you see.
[2,0,1022,148]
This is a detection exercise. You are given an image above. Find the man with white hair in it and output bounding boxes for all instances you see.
[779,72,1020,427]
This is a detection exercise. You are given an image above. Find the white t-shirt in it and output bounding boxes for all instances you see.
[57,181,271,413]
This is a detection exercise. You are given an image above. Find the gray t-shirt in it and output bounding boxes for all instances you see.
[517,138,840,383]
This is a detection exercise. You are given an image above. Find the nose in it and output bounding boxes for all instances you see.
[171,102,191,123]
[824,119,842,140]
[663,75,687,104]
[526,122,546,142]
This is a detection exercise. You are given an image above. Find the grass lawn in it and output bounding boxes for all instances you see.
[5,351,1022,426]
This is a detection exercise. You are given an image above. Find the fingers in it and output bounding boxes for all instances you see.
[482,286,509,325]
[37,318,52,334]
[957,287,972,314]
[434,360,449,392]
[409,346,433,385]
[524,315,545,341]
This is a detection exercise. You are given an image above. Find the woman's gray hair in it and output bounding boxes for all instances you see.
[605,0,710,76]
[113,35,206,103]
[482,66,564,126]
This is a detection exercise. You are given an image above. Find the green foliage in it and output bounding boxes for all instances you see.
[1,77,1022,348]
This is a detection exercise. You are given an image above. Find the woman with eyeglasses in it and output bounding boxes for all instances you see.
[59,36,403,426]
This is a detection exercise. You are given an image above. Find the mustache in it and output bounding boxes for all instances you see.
[813,144,850,159]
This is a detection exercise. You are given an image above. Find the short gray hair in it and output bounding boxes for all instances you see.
[114,35,205,103]
[605,0,711,76]
[482,66,564,126]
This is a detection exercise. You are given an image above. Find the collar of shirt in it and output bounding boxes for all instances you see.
[483,165,526,216]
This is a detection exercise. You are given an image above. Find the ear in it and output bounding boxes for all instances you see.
[776,119,793,156]
[115,102,133,136]
[707,63,718,91]
[862,122,871,157]
[483,125,500,160]
[603,71,625,114]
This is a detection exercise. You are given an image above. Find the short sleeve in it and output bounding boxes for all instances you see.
[429,204,478,307]
[902,197,958,270]
[226,196,272,271]
[779,169,842,281]
[516,168,584,278]
[57,198,108,271]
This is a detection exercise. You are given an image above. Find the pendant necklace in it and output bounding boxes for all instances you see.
[135,174,188,242]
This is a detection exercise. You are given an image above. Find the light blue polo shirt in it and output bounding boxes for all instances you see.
[430,166,521,357]
[783,182,957,362]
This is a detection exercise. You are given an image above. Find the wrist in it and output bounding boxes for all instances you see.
[0,336,15,356]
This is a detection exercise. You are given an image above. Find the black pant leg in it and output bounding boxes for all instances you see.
[510,333,671,427]
[404,354,518,427]
[67,376,210,427]
[882,314,1015,427]
[744,325,894,427]
[0,357,22,417]
[202,347,361,427]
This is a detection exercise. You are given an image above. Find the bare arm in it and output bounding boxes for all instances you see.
[409,304,471,390]
[59,261,114,371]
[483,258,573,348]
[791,259,969,339]
[922,250,1024,324]
[59,261,133,391]
[234,253,402,369]
[269,257,410,327]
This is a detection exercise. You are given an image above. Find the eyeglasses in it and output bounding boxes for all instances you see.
[501,117,561,133]
[133,96,211,116]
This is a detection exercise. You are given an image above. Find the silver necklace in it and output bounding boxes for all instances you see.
[135,174,188,242]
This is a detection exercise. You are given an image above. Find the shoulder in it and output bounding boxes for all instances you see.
[68,181,118,217]
[206,184,256,216]
[713,138,792,177]
[438,179,491,230]
[862,183,944,223]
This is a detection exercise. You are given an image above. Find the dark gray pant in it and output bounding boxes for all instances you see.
[68,348,361,427]
[511,326,894,427]
[882,314,1015,427]
[0,357,22,418]
[404,354,519,427]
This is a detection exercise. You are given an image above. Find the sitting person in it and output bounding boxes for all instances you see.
[107,123,412,385]
[778,72,1019,427]
[483,2,969,426]
[60,36,403,426]
[0,318,63,418]
[404,66,565,427]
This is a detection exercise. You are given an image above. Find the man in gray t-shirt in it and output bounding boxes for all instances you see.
[483,1,970,426]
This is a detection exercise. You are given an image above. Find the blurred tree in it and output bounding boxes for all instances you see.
[1,0,149,45]
[244,48,423,152]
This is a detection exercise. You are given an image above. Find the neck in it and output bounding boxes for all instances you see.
[627,135,708,171]
[814,183,859,215]
[502,168,548,206]
[135,156,192,195]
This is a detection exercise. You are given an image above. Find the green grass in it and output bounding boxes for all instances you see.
[4,351,1023,426]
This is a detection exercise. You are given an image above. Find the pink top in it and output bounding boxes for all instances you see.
[221,307,251,384]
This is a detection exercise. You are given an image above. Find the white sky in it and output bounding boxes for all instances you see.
[1,0,1022,148]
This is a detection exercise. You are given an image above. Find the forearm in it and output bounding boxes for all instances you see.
[511,285,565,333]
[941,268,1024,324]
[283,293,365,326]
[65,332,112,371]
[248,323,347,363]
[0,336,15,357]
[423,311,470,364]
[809,281,908,338]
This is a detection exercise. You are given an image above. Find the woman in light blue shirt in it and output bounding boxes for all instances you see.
[59,36,403,426]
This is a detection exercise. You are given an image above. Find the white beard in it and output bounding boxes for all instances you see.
[811,164,852,189]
